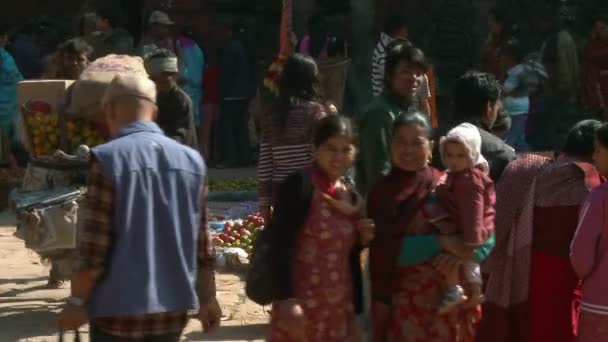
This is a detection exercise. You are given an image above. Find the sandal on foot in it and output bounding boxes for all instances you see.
[438,285,467,314]
[463,294,485,309]
[45,279,65,289]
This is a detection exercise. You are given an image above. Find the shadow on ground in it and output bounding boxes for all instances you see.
[0,210,16,227]
[0,276,47,285]
[183,323,268,341]
[0,303,63,341]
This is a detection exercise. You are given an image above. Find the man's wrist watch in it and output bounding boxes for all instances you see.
[67,296,86,307]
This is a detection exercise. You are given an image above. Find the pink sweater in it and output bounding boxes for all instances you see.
[571,182,608,315]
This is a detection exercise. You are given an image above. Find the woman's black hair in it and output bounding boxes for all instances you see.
[57,38,93,58]
[562,119,602,160]
[313,115,356,148]
[596,122,608,149]
[391,111,433,138]
[384,41,428,88]
[274,53,322,126]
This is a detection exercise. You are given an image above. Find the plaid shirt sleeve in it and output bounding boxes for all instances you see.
[78,160,114,271]
[89,166,214,338]
[198,183,215,270]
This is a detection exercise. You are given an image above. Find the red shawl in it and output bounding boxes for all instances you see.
[307,163,360,223]
[367,166,440,303]
[478,156,602,342]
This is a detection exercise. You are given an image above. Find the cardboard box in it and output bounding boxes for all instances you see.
[17,80,74,113]
[17,80,74,156]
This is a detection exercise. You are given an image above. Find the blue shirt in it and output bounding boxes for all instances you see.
[503,64,530,116]
[89,121,206,318]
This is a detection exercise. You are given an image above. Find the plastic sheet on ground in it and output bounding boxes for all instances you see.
[215,247,250,273]
[208,201,258,221]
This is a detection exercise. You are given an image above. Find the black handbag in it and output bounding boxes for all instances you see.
[245,228,275,305]
[245,171,313,306]
[58,329,81,342]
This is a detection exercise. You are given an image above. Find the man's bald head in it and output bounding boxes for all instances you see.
[103,75,158,136]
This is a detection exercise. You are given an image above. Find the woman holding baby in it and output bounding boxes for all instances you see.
[368,112,496,342]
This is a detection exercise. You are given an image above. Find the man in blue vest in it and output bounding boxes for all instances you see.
[58,74,221,341]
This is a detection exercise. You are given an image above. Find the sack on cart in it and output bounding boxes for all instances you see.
[11,187,86,253]
[19,149,90,192]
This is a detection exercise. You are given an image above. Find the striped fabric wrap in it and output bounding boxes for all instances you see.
[257,100,328,208]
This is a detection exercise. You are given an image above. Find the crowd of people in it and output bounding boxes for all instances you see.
[255,54,608,342]
[0,8,258,169]
[0,2,606,342]
[254,8,608,342]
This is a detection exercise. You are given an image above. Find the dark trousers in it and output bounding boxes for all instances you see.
[505,114,530,152]
[528,97,580,151]
[90,325,181,342]
[218,99,251,166]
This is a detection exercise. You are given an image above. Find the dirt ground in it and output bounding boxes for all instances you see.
[0,211,269,342]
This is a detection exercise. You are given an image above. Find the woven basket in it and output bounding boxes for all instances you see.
[318,58,351,109]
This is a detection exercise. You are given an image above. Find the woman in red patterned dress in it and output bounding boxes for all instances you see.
[368,113,495,342]
[265,115,375,341]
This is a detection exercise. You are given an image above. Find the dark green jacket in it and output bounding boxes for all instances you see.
[355,90,411,194]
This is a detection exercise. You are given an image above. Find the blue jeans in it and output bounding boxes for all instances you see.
[506,114,529,152]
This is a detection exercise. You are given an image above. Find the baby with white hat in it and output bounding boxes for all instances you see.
[433,123,496,313]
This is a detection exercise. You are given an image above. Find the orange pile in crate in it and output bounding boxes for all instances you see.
[23,101,60,157]
[66,119,105,154]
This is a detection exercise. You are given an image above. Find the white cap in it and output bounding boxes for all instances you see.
[148,11,174,26]
[102,74,157,105]
[440,123,489,170]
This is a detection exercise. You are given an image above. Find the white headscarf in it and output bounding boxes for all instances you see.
[439,122,489,171]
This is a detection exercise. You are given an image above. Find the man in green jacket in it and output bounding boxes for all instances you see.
[356,42,428,194]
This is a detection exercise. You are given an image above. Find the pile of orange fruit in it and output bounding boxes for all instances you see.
[65,119,106,154]
[25,112,60,157]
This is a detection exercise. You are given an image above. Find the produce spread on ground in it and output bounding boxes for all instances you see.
[207,199,264,272]
[209,177,257,192]
[211,213,265,255]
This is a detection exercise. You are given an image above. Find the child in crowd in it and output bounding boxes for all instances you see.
[570,122,608,342]
[433,123,496,313]
[500,38,530,151]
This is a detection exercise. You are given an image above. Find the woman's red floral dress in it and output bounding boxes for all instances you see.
[268,190,358,341]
